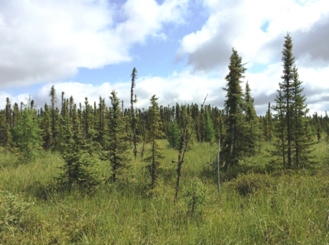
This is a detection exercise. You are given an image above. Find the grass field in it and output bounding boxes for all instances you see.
[1,140,329,244]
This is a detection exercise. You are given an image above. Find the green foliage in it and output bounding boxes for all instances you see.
[203,110,215,142]
[0,191,30,235]
[2,124,12,154]
[144,95,165,190]
[222,48,248,168]
[57,119,100,192]
[12,102,43,163]
[184,177,207,216]
[1,141,329,243]
[229,173,273,196]
[264,102,273,142]
[243,82,259,155]
[103,91,131,182]
[40,104,52,150]
[272,33,314,170]
[167,122,181,149]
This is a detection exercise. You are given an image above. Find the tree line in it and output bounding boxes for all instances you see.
[0,33,327,194]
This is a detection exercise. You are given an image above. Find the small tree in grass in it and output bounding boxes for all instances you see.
[167,122,181,150]
[102,91,130,182]
[144,95,164,190]
[57,116,100,192]
[12,99,43,163]
[185,177,207,217]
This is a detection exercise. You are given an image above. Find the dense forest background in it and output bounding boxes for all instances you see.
[1,34,329,243]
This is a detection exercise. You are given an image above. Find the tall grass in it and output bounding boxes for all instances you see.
[1,141,329,244]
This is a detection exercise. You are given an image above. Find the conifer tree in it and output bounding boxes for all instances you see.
[291,66,314,168]
[40,104,52,150]
[243,82,258,155]
[145,95,164,190]
[58,117,99,191]
[131,68,138,160]
[96,96,106,147]
[5,98,12,128]
[12,103,19,128]
[2,124,12,155]
[104,91,130,182]
[203,110,215,142]
[174,95,207,201]
[167,122,181,149]
[49,86,59,150]
[314,113,321,142]
[272,33,313,169]
[272,88,287,168]
[222,48,246,169]
[12,99,43,163]
[264,102,273,142]
[281,33,295,168]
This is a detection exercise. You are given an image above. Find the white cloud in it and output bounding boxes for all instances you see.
[179,0,329,70]
[0,0,188,88]
[2,64,329,116]
[175,0,329,114]
[0,70,223,112]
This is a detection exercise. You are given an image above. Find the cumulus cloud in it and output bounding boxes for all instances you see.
[0,0,188,88]
[179,0,329,71]
[0,70,224,111]
[174,0,329,114]
[2,63,329,116]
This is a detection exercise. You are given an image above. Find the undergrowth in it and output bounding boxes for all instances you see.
[0,141,329,244]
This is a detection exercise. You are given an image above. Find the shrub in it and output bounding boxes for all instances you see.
[0,191,30,234]
[229,173,273,196]
[184,177,207,216]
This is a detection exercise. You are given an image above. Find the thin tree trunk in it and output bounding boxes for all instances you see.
[174,94,208,202]
[217,137,220,193]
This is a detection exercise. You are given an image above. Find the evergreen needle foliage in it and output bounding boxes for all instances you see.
[167,122,181,149]
[272,33,314,169]
[144,95,164,190]
[12,100,43,163]
[103,91,131,182]
[57,119,100,192]
[222,48,247,169]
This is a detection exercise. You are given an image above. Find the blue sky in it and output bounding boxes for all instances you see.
[1,0,329,115]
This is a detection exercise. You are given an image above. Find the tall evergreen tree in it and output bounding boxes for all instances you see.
[5,98,12,128]
[272,33,313,169]
[145,95,164,190]
[203,110,215,142]
[222,48,246,169]
[272,88,287,168]
[96,96,106,147]
[243,82,258,155]
[12,103,19,129]
[40,104,52,150]
[49,85,58,150]
[281,33,295,168]
[291,66,314,168]
[104,91,130,182]
[131,68,139,160]
[264,102,273,142]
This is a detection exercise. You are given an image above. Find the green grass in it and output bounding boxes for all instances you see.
[1,140,329,244]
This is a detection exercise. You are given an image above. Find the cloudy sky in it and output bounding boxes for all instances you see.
[0,0,329,115]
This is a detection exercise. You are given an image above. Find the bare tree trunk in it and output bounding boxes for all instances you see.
[174,95,208,203]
